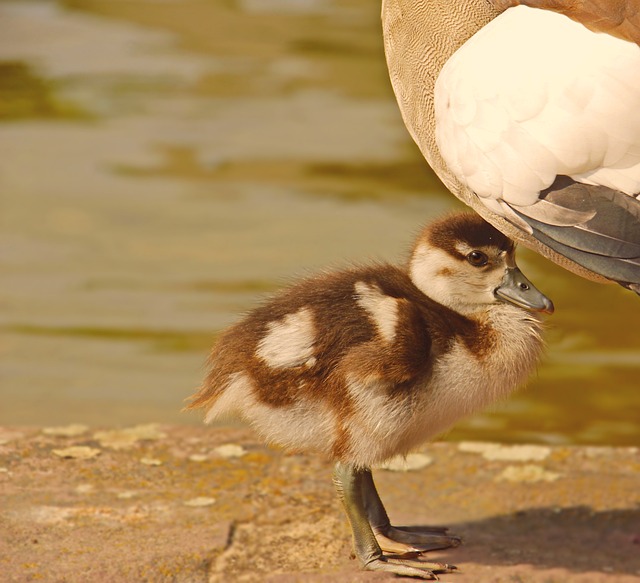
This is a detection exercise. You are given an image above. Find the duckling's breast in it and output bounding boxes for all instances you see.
[395,305,545,455]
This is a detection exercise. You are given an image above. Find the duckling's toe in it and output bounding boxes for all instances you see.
[375,525,462,554]
[363,556,455,579]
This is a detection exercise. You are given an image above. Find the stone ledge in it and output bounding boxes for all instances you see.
[1,425,639,582]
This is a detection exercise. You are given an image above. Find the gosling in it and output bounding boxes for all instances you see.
[187,211,554,579]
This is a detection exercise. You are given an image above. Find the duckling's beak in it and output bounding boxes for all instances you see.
[495,267,554,314]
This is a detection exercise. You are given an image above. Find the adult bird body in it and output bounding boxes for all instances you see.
[383,0,640,293]
[188,212,553,579]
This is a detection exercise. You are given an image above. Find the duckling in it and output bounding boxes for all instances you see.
[383,0,640,293]
[186,212,554,579]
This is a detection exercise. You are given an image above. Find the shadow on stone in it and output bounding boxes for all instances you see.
[447,505,640,576]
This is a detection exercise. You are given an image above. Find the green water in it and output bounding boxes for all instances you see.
[1,0,638,445]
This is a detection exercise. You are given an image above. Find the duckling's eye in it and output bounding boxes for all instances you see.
[466,250,488,267]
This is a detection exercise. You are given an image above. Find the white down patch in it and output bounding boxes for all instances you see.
[256,306,316,368]
[354,281,399,343]
[205,371,254,423]
[205,372,336,456]
[345,374,415,466]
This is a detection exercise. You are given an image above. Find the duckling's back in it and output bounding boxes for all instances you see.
[186,264,452,462]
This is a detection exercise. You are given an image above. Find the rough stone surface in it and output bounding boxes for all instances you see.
[1,426,639,582]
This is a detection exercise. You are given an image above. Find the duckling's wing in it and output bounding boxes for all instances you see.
[356,297,434,384]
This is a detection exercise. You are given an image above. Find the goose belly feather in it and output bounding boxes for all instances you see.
[434,5,640,213]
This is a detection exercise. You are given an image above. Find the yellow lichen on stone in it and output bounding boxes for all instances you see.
[458,442,551,461]
[140,458,163,466]
[52,446,101,460]
[213,444,246,458]
[495,464,561,483]
[184,497,216,507]
[43,425,89,438]
[377,453,433,472]
[94,424,166,450]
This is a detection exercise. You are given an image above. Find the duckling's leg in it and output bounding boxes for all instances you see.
[333,462,454,579]
[362,468,462,555]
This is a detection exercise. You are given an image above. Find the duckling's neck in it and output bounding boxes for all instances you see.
[479,302,545,387]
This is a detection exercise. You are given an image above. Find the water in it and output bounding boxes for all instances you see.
[1,0,638,445]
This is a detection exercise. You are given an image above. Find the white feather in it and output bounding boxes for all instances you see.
[256,306,316,369]
[354,281,399,343]
[435,5,640,210]
[206,372,338,456]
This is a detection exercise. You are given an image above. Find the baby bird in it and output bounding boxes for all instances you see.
[186,212,554,579]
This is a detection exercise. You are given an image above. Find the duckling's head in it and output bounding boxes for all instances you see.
[410,212,554,316]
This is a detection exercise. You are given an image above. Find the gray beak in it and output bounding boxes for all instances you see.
[495,267,554,314]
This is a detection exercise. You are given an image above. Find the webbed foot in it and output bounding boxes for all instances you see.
[374,524,462,555]
[363,555,456,579]
[334,462,460,579]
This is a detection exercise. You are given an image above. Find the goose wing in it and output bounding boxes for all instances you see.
[383,0,640,291]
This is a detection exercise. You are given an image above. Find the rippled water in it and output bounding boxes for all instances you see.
[1,0,638,444]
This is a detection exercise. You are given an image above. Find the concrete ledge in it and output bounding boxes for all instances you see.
[1,425,639,582]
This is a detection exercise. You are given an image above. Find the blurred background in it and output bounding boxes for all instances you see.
[1,0,638,444]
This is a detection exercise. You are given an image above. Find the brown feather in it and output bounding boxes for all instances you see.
[492,0,640,44]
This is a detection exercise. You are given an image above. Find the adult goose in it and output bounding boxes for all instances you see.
[382,0,640,294]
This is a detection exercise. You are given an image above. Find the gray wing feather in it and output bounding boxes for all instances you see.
[508,177,640,289]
